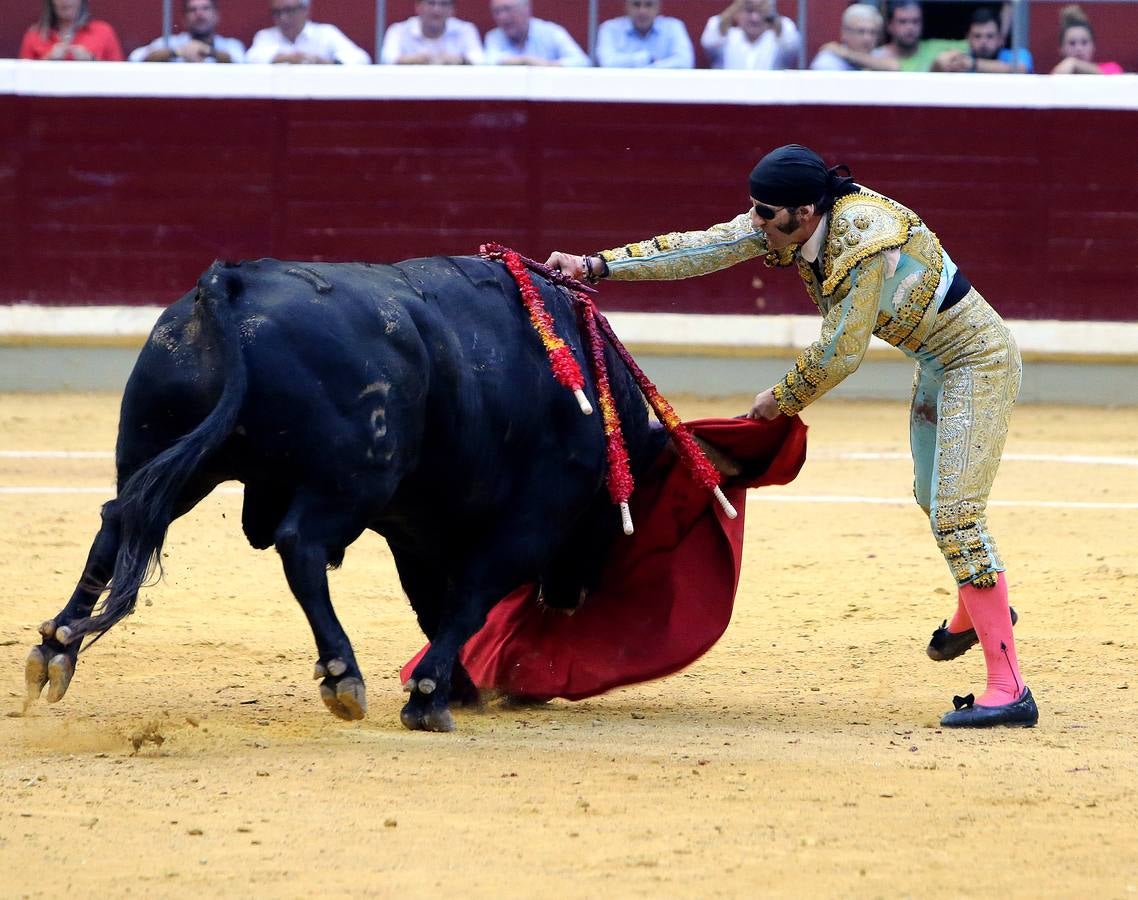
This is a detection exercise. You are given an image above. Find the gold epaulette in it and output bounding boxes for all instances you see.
[821,191,919,296]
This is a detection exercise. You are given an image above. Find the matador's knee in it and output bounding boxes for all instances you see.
[931,501,1003,588]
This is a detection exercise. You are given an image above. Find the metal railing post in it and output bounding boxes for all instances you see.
[376,0,387,63]
[588,0,599,61]
[162,0,173,46]
[797,0,808,69]
[1011,0,1030,62]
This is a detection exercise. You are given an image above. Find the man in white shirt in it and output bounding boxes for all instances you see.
[380,0,483,65]
[246,0,371,65]
[701,0,800,70]
[484,0,589,67]
[810,3,883,71]
[130,0,245,63]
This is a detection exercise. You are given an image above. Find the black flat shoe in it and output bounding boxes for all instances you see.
[927,607,1018,661]
[940,686,1039,728]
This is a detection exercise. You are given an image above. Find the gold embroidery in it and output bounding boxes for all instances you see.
[774,256,885,415]
[821,191,918,296]
[599,212,768,282]
[868,228,944,350]
[765,245,797,268]
[918,294,1022,585]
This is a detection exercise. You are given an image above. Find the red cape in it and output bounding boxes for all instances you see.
[401,416,808,700]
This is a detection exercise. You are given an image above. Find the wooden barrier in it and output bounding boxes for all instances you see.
[1,62,1135,323]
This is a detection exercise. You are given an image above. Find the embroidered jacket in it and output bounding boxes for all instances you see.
[598,189,959,415]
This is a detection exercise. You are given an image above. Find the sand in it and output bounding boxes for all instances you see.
[2,392,1137,898]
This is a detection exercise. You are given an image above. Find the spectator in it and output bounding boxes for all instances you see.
[1051,4,1124,74]
[701,0,800,70]
[247,0,370,65]
[809,3,883,71]
[380,0,483,65]
[931,8,1032,73]
[870,0,967,72]
[129,0,245,64]
[596,0,694,69]
[484,0,589,67]
[19,0,123,61]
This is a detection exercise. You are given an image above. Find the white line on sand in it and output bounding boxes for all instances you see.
[1,485,1134,510]
[4,450,1137,465]
[745,495,1138,511]
[810,451,1138,467]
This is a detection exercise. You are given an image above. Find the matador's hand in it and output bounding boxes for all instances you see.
[544,252,588,280]
[747,388,781,421]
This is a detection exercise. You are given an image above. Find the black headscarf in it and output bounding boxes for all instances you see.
[748,144,859,212]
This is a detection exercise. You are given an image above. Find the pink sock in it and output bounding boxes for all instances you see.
[958,572,1024,706]
[947,597,972,634]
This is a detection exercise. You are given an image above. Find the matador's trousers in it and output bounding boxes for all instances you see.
[909,289,1022,587]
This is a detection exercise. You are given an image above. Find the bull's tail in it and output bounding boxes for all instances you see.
[68,262,248,644]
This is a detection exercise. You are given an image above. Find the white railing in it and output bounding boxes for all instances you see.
[3,59,1135,108]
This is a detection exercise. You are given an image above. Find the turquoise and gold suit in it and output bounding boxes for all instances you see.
[598,189,1021,587]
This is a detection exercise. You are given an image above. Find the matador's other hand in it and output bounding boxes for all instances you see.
[544,251,587,280]
[747,388,781,421]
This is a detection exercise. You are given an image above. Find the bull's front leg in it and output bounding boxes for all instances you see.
[274,504,367,722]
[26,500,122,708]
[401,582,505,733]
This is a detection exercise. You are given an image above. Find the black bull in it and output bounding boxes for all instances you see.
[25,255,671,731]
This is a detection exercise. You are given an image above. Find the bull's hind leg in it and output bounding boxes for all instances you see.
[25,500,122,706]
[274,497,367,721]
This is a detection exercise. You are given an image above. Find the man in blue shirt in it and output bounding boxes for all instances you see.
[932,8,1033,73]
[596,0,694,68]
[484,0,590,66]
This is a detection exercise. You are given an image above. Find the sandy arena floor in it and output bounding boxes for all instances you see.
[2,392,1137,898]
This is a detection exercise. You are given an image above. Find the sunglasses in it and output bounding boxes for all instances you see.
[752,201,791,219]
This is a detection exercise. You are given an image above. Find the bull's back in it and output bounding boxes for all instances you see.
[224,257,598,497]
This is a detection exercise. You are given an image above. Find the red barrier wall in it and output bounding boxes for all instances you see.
[2,88,1135,320]
[3,1,1137,71]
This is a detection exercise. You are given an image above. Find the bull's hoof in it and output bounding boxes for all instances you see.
[319,676,367,721]
[25,647,49,702]
[46,653,75,703]
[25,646,76,705]
[399,702,455,733]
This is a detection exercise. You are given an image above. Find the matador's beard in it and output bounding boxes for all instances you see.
[776,213,803,236]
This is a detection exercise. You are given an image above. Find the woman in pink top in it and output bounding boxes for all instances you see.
[1050,4,1123,74]
[19,0,124,61]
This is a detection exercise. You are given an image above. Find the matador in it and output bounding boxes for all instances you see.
[547,143,1037,728]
